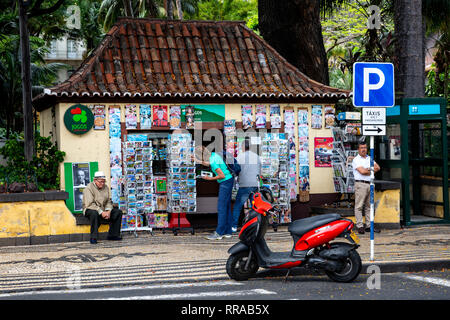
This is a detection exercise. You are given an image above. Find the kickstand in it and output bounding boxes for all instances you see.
[284,269,291,282]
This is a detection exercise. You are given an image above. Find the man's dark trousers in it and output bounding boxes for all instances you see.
[85,208,122,240]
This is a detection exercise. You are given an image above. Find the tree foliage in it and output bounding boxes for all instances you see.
[0,134,66,191]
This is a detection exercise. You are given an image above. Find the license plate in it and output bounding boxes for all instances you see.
[349,231,360,244]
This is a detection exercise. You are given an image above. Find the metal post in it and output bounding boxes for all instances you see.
[370,135,375,261]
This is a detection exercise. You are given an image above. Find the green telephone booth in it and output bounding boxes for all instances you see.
[377,97,449,226]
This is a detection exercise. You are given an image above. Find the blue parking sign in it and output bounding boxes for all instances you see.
[353,62,394,107]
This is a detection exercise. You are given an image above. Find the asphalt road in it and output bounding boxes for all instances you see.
[0,269,448,301]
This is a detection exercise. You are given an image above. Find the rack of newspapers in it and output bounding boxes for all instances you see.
[121,139,155,237]
[166,132,196,235]
[331,125,364,194]
[259,133,291,227]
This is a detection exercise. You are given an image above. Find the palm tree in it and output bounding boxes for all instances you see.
[98,0,159,31]
[0,35,68,138]
[394,0,424,98]
[98,0,197,31]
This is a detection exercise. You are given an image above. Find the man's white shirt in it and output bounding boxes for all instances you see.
[352,154,372,182]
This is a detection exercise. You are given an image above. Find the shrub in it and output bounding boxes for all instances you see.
[0,135,65,191]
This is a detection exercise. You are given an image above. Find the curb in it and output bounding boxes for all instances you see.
[253,259,450,279]
[361,259,450,274]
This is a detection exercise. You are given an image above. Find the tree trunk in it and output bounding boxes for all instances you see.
[122,0,134,17]
[258,0,329,85]
[175,0,183,20]
[394,0,424,98]
[19,1,34,162]
[166,0,174,20]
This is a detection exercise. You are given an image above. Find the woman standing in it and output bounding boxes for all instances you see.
[195,146,234,240]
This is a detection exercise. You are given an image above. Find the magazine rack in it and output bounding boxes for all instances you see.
[331,124,365,197]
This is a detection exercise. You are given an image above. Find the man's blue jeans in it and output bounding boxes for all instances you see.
[216,177,234,236]
[232,187,257,229]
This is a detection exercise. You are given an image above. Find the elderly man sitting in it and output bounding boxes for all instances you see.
[82,171,123,244]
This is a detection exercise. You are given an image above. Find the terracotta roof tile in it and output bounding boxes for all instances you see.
[37,18,350,101]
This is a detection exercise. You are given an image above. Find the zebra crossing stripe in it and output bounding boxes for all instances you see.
[401,275,450,288]
[100,289,277,300]
[0,280,243,298]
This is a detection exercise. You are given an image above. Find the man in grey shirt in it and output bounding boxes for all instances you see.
[231,139,261,232]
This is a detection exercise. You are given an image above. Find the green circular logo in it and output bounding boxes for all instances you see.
[64,104,94,135]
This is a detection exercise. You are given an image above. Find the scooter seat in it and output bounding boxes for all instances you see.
[288,213,341,237]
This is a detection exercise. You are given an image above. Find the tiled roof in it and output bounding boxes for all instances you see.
[36,18,350,101]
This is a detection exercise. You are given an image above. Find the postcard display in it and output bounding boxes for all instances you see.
[121,137,157,233]
[166,133,197,216]
[260,133,292,223]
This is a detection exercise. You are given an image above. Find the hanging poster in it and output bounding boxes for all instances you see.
[270,105,281,129]
[299,165,310,191]
[72,162,90,187]
[314,137,334,167]
[298,109,308,126]
[109,105,122,204]
[72,162,90,212]
[311,105,323,129]
[140,104,152,129]
[324,105,336,128]
[153,105,169,127]
[284,108,297,200]
[169,105,181,129]
[225,136,237,157]
[345,123,362,135]
[73,187,85,211]
[93,105,106,130]
[241,105,253,129]
[224,119,236,136]
[185,105,195,129]
[255,105,267,129]
[125,105,137,129]
[297,108,310,202]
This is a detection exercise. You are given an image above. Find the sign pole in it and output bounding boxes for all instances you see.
[353,62,395,262]
[369,135,375,261]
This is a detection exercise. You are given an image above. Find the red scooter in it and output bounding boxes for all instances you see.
[226,186,362,282]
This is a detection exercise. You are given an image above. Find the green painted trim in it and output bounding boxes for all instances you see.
[64,162,98,214]
[64,162,74,213]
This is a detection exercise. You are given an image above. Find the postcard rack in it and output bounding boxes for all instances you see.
[121,138,155,237]
[165,132,196,235]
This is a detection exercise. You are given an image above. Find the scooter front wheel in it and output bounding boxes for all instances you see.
[325,249,362,283]
[226,251,259,281]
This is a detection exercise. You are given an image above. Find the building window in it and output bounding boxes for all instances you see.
[67,39,78,59]
[47,40,57,59]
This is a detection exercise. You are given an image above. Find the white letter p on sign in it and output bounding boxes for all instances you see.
[363,68,385,102]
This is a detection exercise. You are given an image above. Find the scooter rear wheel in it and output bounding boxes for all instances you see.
[325,249,362,283]
[226,251,259,281]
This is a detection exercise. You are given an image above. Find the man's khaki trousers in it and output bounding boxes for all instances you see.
[354,181,371,228]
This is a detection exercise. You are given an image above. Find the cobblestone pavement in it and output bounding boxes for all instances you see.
[0,225,448,293]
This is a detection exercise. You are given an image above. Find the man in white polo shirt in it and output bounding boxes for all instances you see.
[352,141,381,234]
